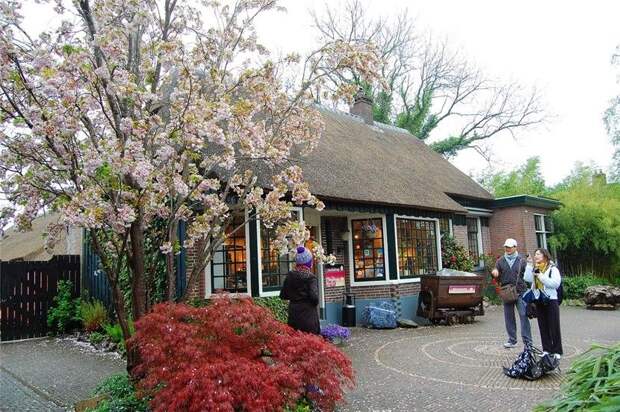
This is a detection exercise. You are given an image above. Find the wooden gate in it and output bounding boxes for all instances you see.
[0,255,80,341]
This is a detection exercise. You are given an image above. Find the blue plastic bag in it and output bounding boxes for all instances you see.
[361,301,397,329]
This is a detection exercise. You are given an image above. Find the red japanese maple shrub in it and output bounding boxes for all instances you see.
[128,297,354,411]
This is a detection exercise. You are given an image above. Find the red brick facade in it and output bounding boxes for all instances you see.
[489,206,551,258]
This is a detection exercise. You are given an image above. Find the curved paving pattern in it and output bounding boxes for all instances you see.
[341,306,620,411]
[374,333,582,390]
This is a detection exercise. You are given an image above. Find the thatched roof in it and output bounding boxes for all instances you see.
[292,107,493,213]
[0,213,82,261]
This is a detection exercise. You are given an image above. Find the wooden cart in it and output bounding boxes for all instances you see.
[416,272,485,325]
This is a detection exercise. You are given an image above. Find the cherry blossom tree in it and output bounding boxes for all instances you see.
[0,0,381,365]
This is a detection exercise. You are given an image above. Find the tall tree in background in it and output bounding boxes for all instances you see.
[604,47,620,182]
[479,158,620,278]
[478,157,547,197]
[0,0,380,369]
[312,0,545,159]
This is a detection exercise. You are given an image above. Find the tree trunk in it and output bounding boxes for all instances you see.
[166,220,179,301]
[130,208,148,320]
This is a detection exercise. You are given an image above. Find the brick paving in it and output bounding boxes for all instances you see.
[0,337,125,411]
[0,306,617,412]
[339,305,620,412]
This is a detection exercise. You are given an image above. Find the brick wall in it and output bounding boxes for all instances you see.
[184,240,205,300]
[489,206,551,258]
[521,206,550,257]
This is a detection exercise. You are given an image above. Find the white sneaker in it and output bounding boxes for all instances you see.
[553,353,561,360]
[503,341,517,348]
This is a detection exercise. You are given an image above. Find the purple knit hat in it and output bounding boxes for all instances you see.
[295,246,313,268]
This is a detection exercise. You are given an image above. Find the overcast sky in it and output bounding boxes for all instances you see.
[21,0,620,185]
[255,0,620,185]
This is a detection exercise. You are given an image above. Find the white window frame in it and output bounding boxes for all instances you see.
[257,207,304,297]
[204,209,252,298]
[534,214,551,249]
[348,214,392,286]
[394,215,443,283]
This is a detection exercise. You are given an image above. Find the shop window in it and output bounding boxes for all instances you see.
[535,214,553,249]
[439,217,452,237]
[211,215,248,293]
[260,211,300,292]
[396,218,439,277]
[352,218,386,281]
[466,217,480,262]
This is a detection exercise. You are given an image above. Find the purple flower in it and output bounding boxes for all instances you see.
[320,324,351,342]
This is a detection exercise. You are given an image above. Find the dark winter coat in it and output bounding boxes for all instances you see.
[279,270,320,334]
[496,254,527,293]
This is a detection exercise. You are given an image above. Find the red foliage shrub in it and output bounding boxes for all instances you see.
[128,297,354,411]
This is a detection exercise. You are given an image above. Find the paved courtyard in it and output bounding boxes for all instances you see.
[340,305,620,412]
[0,306,618,411]
[0,337,125,411]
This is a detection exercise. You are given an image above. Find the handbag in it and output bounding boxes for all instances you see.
[499,284,519,304]
[526,302,537,319]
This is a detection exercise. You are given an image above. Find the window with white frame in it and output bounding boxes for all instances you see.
[439,217,452,237]
[396,218,439,277]
[466,217,481,263]
[260,210,301,292]
[534,214,553,249]
[351,218,386,281]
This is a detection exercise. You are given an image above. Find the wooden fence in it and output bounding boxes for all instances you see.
[0,255,80,341]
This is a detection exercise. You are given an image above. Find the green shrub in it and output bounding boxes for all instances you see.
[534,342,620,412]
[441,235,475,272]
[103,322,134,354]
[188,298,210,308]
[79,300,109,332]
[87,373,148,412]
[89,331,105,345]
[254,296,288,323]
[561,274,612,300]
[47,280,80,334]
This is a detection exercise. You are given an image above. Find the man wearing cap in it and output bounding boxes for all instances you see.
[279,246,320,334]
[491,238,532,348]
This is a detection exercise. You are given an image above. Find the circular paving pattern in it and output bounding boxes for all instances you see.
[374,333,582,390]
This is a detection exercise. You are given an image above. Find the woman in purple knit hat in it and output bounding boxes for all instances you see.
[279,246,320,334]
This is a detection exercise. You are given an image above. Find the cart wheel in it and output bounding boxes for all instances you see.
[447,314,458,326]
[430,318,441,325]
[417,290,435,321]
[467,315,475,323]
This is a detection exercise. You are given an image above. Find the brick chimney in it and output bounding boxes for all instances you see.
[350,88,373,125]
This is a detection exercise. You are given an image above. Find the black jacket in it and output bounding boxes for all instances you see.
[279,270,320,334]
[495,255,527,293]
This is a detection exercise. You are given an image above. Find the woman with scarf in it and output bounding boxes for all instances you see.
[279,246,320,334]
[524,248,563,359]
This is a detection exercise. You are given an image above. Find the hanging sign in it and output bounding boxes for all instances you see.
[325,265,346,287]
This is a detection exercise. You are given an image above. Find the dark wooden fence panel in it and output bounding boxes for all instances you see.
[81,235,113,312]
[0,255,80,341]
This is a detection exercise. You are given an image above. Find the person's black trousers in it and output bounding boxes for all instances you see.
[535,300,563,355]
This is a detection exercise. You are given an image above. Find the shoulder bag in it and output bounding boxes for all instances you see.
[498,257,522,304]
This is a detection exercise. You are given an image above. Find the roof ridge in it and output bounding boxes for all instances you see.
[315,103,413,135]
